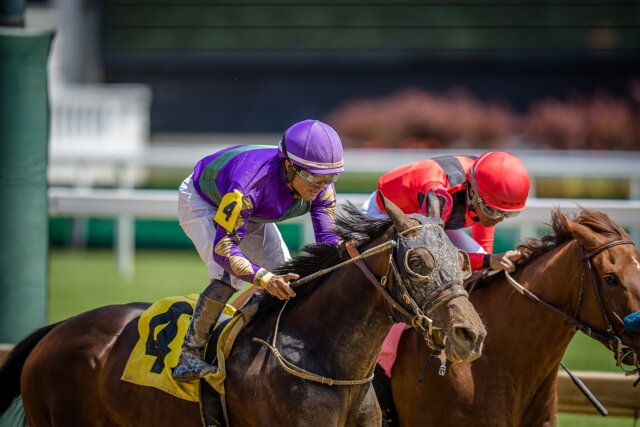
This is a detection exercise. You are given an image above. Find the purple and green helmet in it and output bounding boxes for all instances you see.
[278,119,344,175]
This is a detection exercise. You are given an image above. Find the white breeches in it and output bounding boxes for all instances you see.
[178,175,291,290]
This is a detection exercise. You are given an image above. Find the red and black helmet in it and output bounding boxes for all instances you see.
[466,152,530,212]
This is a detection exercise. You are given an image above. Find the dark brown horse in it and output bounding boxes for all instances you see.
[0,195,486,427]
[375,208,640,427]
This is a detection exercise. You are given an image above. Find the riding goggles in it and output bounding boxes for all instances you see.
[294,165,339,186]
[476,197,520,220]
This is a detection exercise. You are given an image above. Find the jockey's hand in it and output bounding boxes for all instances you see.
[489,250,522,273]
[265,273,298,300]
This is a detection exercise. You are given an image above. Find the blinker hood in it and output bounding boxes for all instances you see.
[393,213,464,295]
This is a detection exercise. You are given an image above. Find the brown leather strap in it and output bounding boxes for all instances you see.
[582,239,635,260]
[345,240,414,321]
[505,237,637,347]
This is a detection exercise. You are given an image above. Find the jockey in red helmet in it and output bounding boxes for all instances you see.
[363,151,530,272]
[364,151,530,377]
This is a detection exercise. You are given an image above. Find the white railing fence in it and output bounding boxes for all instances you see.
[48,83,152,188]
[44,85,640,278]
[48,187,640,279]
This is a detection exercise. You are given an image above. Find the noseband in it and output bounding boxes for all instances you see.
[505,238,640,383]
[346,222,468,349]
[254,221,468,387]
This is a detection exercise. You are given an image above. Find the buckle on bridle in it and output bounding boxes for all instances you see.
[412,312,432,332]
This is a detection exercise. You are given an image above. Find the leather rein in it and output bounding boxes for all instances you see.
[254,224,468,386]
[504,238,640,383]
[345,225,468,350]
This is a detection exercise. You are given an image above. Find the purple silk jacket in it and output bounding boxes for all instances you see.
[192,145,339,286]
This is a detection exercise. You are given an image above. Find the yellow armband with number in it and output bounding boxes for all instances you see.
[214,190,244,233]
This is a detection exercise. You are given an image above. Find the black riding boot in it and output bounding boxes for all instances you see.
[172,279,236,382]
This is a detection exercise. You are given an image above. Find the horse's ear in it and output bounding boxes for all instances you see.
[565,219,606,250]
[425,190,440,219]
[379,191,412,232]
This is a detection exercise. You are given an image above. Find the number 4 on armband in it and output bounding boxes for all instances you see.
[214,190,244,233]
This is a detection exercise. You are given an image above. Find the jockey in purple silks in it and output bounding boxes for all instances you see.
[173,119,345,381]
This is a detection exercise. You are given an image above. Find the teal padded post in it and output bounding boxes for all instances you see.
[0,28,54,342]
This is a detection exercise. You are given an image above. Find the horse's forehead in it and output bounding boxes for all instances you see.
[406,225,448,247]
[622,254,640,313]
[622,250,640,288]
[614,246,640,271]
[599,245,640,304]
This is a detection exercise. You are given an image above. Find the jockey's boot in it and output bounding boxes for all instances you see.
[172,278,236,382]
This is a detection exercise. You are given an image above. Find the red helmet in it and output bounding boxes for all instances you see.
[466,152,530,212]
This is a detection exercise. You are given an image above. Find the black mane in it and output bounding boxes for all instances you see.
[252,202,392,316]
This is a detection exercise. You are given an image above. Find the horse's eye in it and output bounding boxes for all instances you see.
[409,257,422,269]
[604,274,619,287]
[405,249,434,278]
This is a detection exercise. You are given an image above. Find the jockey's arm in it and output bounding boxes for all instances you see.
[212,192,297,299]
[309,184,340,245]
[211,225,298,300]
[467,217,496,271]
[469,222,521,272]
[418,182,451,220]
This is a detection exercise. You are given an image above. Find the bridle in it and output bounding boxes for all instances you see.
[254,219,469,386]
[345,222,468,350]
[505,238,640,384]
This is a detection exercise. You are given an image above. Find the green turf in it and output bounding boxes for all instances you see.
[558,414,634,426]
[48,248,634,426]
[49,248,207,322]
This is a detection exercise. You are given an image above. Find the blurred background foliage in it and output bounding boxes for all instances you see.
[326,85,640,151]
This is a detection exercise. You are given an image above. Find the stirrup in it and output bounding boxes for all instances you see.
[172,352,217,382]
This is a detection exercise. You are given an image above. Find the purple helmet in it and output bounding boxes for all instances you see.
[278,119,344,174]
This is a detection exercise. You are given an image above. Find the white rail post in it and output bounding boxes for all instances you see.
[116,210,135,281]
[116,169,137,281]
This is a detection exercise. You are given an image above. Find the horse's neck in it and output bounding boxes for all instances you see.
[286,263,393,378]
[480,241,581,376]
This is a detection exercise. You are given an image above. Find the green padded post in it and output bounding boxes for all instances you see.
[0,28,54,343]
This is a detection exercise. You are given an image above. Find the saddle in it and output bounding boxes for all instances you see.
[121,292,262,427]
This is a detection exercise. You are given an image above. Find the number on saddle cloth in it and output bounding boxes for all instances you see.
[145,301,194,374]
[145,302,234,373]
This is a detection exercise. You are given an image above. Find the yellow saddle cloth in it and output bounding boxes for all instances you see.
[121,294,240,402]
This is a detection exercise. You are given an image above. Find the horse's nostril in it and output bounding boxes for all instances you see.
[453,326,478,345]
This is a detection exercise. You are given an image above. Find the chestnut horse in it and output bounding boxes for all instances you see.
[375,208,640,427]
[0,196,485,427]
